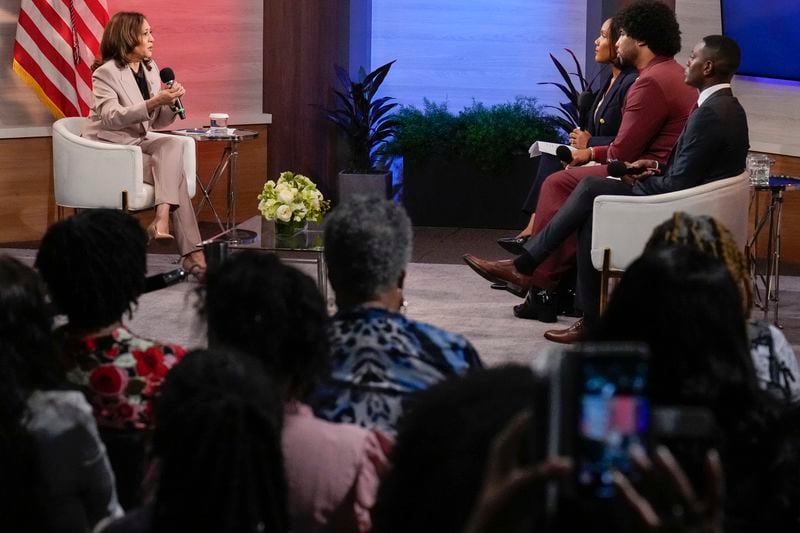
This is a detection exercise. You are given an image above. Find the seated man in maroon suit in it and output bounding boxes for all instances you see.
[468,0,696,323]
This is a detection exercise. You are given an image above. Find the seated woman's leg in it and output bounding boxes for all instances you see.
[140,137,203,261]
[518,154,564,237]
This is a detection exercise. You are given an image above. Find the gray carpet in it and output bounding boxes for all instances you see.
[3,247,799,367]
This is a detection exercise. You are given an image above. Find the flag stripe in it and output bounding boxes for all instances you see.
[13,0,108,118]
[13,46,78,117]
[18,11,79,94]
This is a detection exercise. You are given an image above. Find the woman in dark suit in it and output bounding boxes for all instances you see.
[503,18,638,247]
[82,12,206,276]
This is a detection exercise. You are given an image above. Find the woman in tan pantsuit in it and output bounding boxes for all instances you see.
[83,11,206,277]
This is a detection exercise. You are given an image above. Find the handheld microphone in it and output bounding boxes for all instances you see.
[607,160,630,178]
[144,268,188,293]
[577,90,594,131]
[159,67,185,119]
[556,145,574,164]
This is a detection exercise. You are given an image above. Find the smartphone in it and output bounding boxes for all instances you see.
[545,342,650,500]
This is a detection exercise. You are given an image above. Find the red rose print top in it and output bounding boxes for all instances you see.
[61,326,186,430]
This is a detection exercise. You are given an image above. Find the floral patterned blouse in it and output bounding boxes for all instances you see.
[61,326,186,430]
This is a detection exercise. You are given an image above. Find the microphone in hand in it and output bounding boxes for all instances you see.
[577,90,594,131]
[607,160,630,178]
[556,145,574,164]
[159,67,185,119]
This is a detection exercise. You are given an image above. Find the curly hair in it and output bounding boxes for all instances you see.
[0,256,61,529]
[198,251,329,400]
[152,348,289,533]
[35,209,147,333]
[613,0,682,58]
[323,196,412,302]
[645,211,752,311]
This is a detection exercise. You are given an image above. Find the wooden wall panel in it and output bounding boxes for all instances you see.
[0,136,53,242]
[263,0,360,197]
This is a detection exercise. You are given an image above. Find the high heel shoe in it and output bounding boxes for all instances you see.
[146,223,174,243]
[181,256,207,282]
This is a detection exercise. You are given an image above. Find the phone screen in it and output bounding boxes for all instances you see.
[575,355,649,498]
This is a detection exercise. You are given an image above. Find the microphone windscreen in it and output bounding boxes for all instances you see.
[159,67,175,84]
[577,90,594,114]
[607,160,629,178]
[556,145,573,164]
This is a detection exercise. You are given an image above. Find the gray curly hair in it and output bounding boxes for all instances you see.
[323,196,412,301]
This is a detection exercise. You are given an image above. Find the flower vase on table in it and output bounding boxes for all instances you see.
[274,219,309,247]
[257,171,330,248]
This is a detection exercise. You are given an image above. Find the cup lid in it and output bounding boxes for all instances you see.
[209,113,229,119]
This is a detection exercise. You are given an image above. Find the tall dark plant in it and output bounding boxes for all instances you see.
[322,60,399,173]
[537,49,589,134]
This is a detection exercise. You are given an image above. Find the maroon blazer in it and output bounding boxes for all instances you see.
[594,56,697,164]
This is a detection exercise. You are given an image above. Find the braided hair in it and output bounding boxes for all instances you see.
[645,211,753,311]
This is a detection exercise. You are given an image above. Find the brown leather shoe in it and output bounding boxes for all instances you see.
[544,318,586,344]
[462,254,534,297]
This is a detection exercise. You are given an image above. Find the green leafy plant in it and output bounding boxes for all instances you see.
[386,97,560,175]
[537,49,588,134]
[321,60,399,173]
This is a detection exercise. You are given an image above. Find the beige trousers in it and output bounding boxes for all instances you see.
[139,135,201,256]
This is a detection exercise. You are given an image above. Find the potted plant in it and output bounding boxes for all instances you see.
[322,60,398,202]
[385,97,561,228]
[537,49,590,135]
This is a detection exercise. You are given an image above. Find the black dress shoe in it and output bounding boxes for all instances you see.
[556,287,583,317]
[496,235,529,255]
[512,289,558,323]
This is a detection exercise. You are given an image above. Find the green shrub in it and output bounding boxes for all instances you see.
[385,97,561,175]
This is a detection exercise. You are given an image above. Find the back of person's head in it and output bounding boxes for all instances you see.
[200,251,329,400]
[323,196,412,302]
[0,256,60,529]
[152,348,289,533]
[614,0,681,57]
[701,34,741,79]
[373,366,546,533]
[35,209,147,332]
[646,211,751,310]
[592,246,753,411]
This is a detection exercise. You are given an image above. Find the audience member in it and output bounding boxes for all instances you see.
[590,246,800,531]
[35,209,185,507]
[372,365,548,533]
[102,349,289,533]
[199,251,392,533]
[310,197,483,435]
[464,33,748,342]
[646,212,800,403]
[0,256,122,531]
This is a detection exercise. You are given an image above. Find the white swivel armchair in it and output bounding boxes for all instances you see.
[52,117,196,219]
[590,171,750,311]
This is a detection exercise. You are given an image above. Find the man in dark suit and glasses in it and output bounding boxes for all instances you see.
[464,35,749,342]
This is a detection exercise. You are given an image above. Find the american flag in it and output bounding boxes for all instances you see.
[12,0,109,118]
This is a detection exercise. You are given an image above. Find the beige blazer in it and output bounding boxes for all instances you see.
[82,59,177,144]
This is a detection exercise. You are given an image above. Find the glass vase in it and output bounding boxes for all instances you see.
[274,219,309,248]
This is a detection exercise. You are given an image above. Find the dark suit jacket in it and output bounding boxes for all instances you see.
[633,87,749,195]
[587,66,638,147]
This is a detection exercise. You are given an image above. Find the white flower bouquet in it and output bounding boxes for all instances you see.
[257,171,329,228]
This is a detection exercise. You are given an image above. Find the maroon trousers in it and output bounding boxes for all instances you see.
[527,164,608,290]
